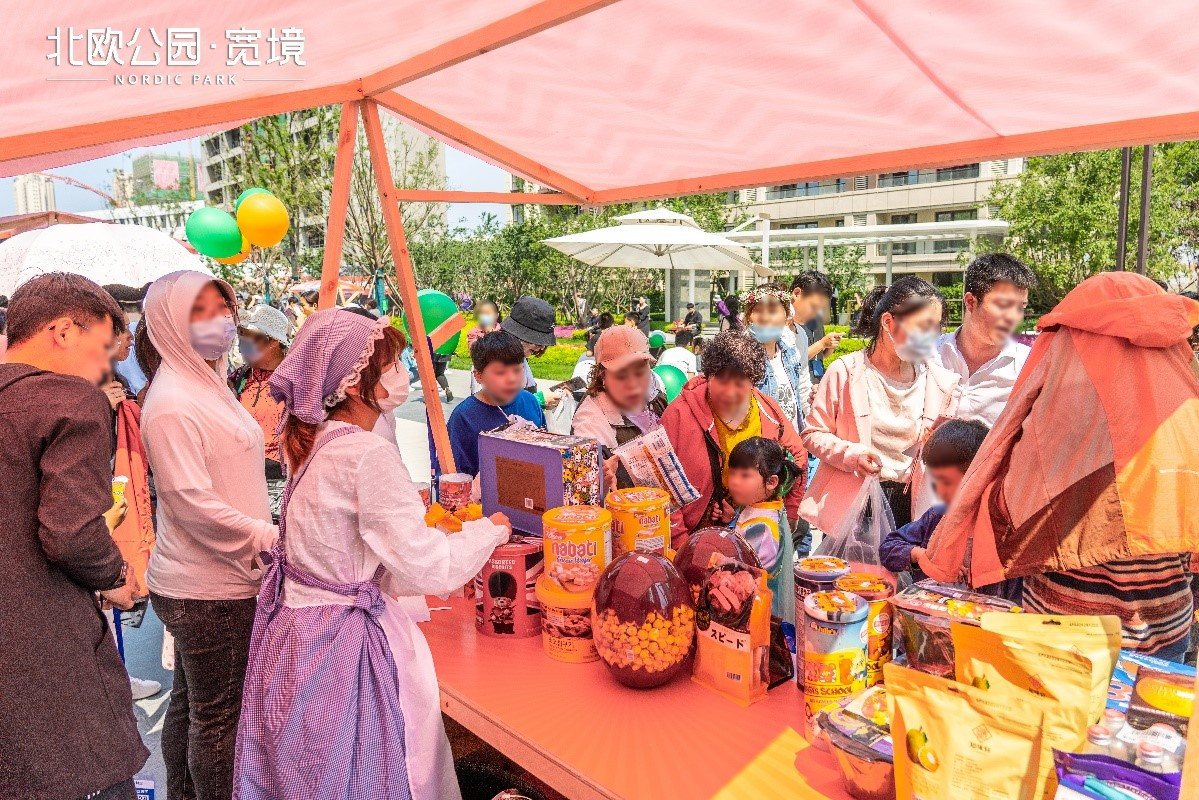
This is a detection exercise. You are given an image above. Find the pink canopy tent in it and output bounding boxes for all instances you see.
[4,0,1199,491]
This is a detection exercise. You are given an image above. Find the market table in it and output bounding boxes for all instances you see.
[422,596,851,800]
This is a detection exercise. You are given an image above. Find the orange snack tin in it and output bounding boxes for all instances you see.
[605,487,671,557]
[542,505,612,594]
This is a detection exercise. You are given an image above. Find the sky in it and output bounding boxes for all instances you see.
[0,134,511,230]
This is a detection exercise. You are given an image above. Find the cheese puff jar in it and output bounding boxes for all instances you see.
[591,551,696,689]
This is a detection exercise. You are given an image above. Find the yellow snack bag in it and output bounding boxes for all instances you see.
[979,612,1120,725]
[693,559,772,706]
[885,662,1043,800]
[953,624,1091,800]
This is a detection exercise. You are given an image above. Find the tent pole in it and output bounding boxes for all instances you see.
[362,100,457,474]
[1115,147,1131,271]
[885,249,893,285]
[1136,144,1153,276]
[817,235,825,273]
[319,101,360,310]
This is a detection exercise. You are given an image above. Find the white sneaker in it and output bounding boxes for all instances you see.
[130,676,162,701]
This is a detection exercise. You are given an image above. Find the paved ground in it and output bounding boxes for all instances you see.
[123,367,558,797]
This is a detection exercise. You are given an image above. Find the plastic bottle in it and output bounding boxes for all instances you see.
[1134,741,1166,773]
[1101,708,1126,736]
[1145,723,1184,773]
[1083,725,1112,756]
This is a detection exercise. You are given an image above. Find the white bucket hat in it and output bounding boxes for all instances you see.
[239,304,291,346]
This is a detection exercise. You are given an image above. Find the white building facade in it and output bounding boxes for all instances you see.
[13,174,57,215]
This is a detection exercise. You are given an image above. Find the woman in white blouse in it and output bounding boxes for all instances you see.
[234,309,511,800]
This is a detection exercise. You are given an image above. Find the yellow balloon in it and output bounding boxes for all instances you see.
[215,235,251,264]
[236,193,289,248]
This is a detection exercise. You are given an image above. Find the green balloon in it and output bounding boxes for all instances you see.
[186,207,242,259]
[648,330,667,348]
[401,289,462,356]
[653,364,687,402]
[234,187,270,211]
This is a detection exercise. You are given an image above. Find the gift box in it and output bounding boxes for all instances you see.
[479,423,603,536]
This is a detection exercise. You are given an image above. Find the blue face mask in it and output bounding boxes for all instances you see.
[749,323,784,344]
[238,338,260,365]
[478,314,497,328]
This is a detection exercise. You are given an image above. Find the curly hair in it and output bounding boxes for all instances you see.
[701,330,766,385]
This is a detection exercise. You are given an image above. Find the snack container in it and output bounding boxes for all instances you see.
[479,425,603,535]
[535,576,598,663]
[591,551,695,688]
[438,473,473,511]
[889,580,1021,678]
[542,505,611,594]
[835,573,894,687]
[803,590,869,742]
[605,487,672,557]
[414,481,432,510]
[475,536,544,638]
[793,556,850,689]
[111,475,129,504]
[672,527,761,604]
[819,685,895,800]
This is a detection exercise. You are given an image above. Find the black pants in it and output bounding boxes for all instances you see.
[879,480,914,528]
[150,595,257,800]
[81,779,135,800]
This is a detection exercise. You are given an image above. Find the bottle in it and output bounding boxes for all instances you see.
[1101,708,1126,736]
[1083,725,1112,756]
[1134,741,1166,773]
[1145,723,1184,773]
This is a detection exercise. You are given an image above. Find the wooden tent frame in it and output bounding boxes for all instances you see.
[317,99,580,473]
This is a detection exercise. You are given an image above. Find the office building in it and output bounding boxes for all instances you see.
[13,174,56,215]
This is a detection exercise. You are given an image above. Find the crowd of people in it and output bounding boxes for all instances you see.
[2,250,1197,800]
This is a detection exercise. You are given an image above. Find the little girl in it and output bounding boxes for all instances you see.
[726,437,800,622]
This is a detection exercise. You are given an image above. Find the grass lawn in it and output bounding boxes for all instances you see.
[449,332,585,382]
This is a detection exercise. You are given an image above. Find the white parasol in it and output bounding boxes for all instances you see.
[542,208,769,275]
[0,222,211,296]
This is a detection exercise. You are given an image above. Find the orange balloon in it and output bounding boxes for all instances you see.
[236,193,289,248]
[215,235,251,264]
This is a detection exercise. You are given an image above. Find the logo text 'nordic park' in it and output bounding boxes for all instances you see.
[46,27,306,86]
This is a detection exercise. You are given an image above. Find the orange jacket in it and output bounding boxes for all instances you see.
[925,273,1199,586]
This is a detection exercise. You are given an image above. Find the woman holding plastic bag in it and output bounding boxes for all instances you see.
[800,277,958,546]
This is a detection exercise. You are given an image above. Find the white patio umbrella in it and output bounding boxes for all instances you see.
[0,222,211,296]
[542,207,770,276]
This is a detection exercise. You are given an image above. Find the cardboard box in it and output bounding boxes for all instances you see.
[479,424,603,536]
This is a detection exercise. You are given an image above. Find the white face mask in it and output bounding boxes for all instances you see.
[374,363,410,413]
[888,324,939,364]
[189,314,236,360]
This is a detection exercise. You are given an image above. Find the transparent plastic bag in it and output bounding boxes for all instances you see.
[814,476,896,581]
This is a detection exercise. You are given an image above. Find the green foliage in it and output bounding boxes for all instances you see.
[770,245,872,300]
[448,334,584,381]
[825,336,868,365]
[982,145,1199,309]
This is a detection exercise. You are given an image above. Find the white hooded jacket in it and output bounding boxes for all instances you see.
[141,270,276,600]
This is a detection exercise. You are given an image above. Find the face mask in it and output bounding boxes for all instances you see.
[749,323,784,344]
[478,314,497,328]
[374,363,410,413]
[890,326,939,363]
[190,314,236,360]
[237,338,260,365]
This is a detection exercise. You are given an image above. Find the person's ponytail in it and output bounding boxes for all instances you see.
[851,286,888,339]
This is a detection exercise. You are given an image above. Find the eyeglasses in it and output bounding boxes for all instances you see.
[72,320,121,356]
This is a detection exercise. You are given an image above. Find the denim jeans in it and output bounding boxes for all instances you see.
[150,594,257,800]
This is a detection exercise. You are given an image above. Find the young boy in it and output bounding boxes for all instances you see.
[447,330,546,478]
[879,419,990,583]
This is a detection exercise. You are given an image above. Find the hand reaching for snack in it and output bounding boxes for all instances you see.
[103,496,128,533]
[602,455,620,490]
[488,512,512,537]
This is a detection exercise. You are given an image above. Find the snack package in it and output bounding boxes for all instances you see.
[953,624,1092,800]
[1126,666,1193,736]
[693,557,772,706]
[1052,751,1181,800]
[1107,650,1196,713]
[889,580,1022,677]
[612,427,700,511]
[980,613,1121,725]
[885,662,1044,800]
[802,590,870,742]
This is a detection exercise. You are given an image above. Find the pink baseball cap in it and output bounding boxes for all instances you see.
[595,325,656,371]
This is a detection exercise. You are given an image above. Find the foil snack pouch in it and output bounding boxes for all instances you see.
[979,612,1120,725]
[885,662,1043,800]
[953,624,1091,800]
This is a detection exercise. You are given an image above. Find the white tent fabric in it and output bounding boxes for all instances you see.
[4,1,1199,202]
[0,223,211,295]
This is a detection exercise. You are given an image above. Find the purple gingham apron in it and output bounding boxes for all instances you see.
[234,425,413,800]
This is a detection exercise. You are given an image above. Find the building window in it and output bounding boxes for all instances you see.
[776,220,818,230]
[879,164,981,187]
[886,213,917,255]
[934,209,977,222]
[765,179,847,200]
[834,218,846,227]
[932,208,977,253]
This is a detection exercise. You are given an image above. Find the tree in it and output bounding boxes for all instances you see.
[233,107,338,291]
[982,145,1197,308]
